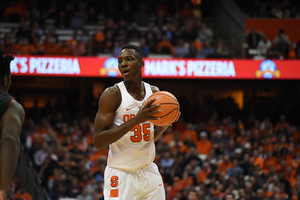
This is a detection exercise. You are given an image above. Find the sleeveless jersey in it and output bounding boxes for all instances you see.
[107,81,155,173]
[0,90,14,137]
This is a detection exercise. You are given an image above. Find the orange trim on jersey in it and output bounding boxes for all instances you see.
[7,97,15,109]
[110,189,119,197]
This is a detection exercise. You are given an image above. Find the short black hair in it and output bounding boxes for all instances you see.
[0,51,14,82]
[121,44,143,60]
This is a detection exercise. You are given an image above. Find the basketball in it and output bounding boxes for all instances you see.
[145,91,180,126]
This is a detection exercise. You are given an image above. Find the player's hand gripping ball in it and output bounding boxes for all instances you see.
[144,91,180,126]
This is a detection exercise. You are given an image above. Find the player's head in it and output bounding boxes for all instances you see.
[0,51,14,92]
[118,44,144,81]
[121,44,143,61]
[225,193,235,200]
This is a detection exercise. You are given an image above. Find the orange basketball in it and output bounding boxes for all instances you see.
[145,91,180,126]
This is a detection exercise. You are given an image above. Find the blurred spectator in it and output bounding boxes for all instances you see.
[4,0,26,22]
[58,41,72,55]
[196,131,212,155]
[180,2,195,20]
[174,39,189,58]
[197,161,212,184]
[86,7,97,25]
[273,29,291,58]
[245,27,261,48]
[157,35,175,56]
[42,37,60,55]
[215,39,230,58]
[200,40,215,58]
[198,23,213,43]
[257,34,271,57]
[140,39,150,57]
[13,184,32,200]
[128,22,141,41]
[70,11,85,30]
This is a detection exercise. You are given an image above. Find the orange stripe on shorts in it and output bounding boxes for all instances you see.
[110,189,119,197]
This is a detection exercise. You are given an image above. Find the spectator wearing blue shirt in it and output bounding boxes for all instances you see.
[228,158,244,178]
[200,39,215,58]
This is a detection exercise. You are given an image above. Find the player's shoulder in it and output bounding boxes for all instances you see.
[100,85,121,103]
[150,85,160,93]
[9,99,25,118]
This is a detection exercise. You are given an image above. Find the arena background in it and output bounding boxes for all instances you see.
[1,0,300,199]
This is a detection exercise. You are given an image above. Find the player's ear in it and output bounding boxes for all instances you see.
[140,60,144,68]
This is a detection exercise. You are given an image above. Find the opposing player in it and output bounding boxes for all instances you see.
[93,44,177,199]
[0,53,25,200]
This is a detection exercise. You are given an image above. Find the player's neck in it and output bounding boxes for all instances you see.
[123,80,145,100]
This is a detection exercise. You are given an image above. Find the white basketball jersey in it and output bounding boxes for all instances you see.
[107,81,155,173]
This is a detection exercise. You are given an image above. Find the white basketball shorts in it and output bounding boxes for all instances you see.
[103,162,165,200]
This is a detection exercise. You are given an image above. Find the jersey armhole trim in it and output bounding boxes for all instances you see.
[114,85,122,116]
[7,97,16,110]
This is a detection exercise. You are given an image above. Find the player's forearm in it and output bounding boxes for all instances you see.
[154,126,168,141]
[93,118,139,150]
[0,135,20,194]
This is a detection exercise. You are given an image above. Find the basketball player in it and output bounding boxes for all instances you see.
[93,44,178,199]
[0,53,25,200]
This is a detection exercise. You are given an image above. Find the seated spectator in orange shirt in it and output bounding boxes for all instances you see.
[196,131,212,155]
[13,184,32,200]
[42,37,61,55]
[167,176,181,200]
[14,38,33,55]
[221,118,234,137]
[72,40,86,56]
[291,152,300,169]
[284,166,296,186]
[262,150,276,174]
[67,32,78,47]
[274,114,290,133]
[253,150,264,170]
[4,1,26,22]
[235,129,248,147]
[181,123,198,145]
[157,35,175,56]
[170,139,190,154]
[30,38,44,55]
[197,161,212,184]
[178,170,194,190]
[204,119,218,134]
[275,136,290,151]
[250,120,264,141]
[218,155,233,175]
[261,136,274,153]
[58,41,72,55]
[274,155,283,172]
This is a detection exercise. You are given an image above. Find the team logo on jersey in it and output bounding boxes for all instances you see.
[100,57,120,77]
[256,60,280,79]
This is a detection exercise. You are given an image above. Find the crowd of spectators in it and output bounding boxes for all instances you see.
[1,0,230,58]
[5,83,300,200]
[244,27,300,59]
[234,0,300,19]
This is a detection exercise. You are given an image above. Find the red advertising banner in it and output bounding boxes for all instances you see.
[10,56,300,79]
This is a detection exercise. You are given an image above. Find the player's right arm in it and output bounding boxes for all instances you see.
[0,100,25,199]
[93,86,160,150]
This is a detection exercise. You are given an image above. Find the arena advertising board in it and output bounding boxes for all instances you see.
[10,56,300,79]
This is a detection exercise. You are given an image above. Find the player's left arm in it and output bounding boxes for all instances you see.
[150,85,180,141]
[0,100,25,198]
